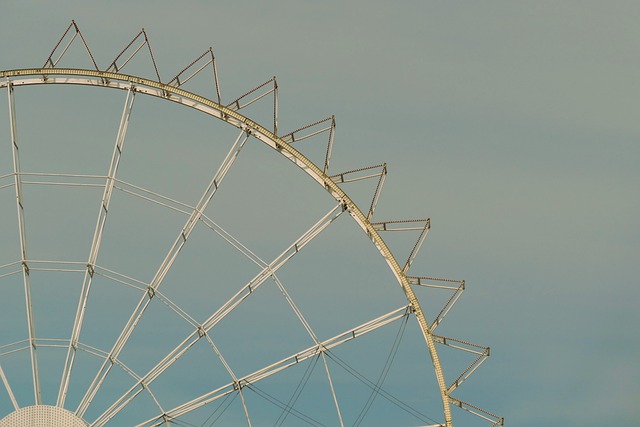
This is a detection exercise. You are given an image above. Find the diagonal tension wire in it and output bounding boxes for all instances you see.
[353,313,409,426]
[246,383,326,427]
[148,392,237,427]
[323,349,440,426]
[274,354,321,427]
[201,391,238,427]
[169,418,201,427]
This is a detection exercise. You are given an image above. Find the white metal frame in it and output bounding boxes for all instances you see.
[0,60,501,426]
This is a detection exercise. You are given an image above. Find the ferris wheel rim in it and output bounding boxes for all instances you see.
[0,67,452,425]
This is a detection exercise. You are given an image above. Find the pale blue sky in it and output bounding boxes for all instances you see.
[1,2,639,426]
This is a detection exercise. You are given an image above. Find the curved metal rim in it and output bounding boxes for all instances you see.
[1,67,452,426]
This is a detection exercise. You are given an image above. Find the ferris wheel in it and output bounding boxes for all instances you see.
[0,21,502,427]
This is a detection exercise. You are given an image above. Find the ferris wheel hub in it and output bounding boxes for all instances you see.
[0,405,87,427]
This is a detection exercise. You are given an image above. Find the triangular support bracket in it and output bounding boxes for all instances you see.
[106,29,162,83]
[432,334,490,394]
[226,77,278,135]
[281,116,336,173]
[330,163,386,219]
[449,397,504,427]
[43,20,99,71]
[406,276,465,330]
[167,48,221,104]
[371,218,430,272]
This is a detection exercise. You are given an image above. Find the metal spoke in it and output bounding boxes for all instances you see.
[238,388,253,427]
[199,203,344,333]
[7,82,41,405]
[132,306,411,427]
[198,214,265,269]
[269,274,344,425]
[76,129,249,418]
[0,57,501,426]
[201,334,253,427]
[0,364,19,411]
[58,85,137,407]
[88,203,343,426]
[320,352,344,427]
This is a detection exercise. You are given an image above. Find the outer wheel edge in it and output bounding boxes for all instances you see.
[1,68,453,426]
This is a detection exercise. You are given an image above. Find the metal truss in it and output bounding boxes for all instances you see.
[0,20,502,427]
[7,81,41,405]
[134,306,413,427]
[331,163,387,220]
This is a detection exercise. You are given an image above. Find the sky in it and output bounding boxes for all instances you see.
[0,1,639,426]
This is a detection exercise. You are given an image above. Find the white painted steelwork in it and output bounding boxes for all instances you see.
[7,81,42,406]
[0,22,502,427]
